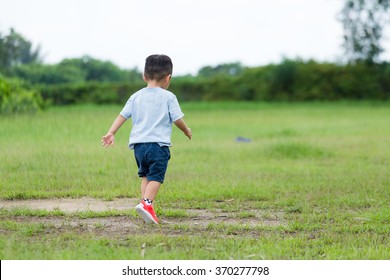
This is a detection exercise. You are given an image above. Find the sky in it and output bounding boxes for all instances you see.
[1,0,389,75]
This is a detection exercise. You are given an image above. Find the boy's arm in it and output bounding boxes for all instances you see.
[101,114,127,148]
[174,118,192,140]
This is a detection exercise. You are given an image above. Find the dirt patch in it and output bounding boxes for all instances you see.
[6,215,146,237]
[0,197,139,212]
[185,209,284,227]
[0,198,286,238]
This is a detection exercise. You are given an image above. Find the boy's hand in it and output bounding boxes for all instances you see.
[185,128,192,140]
[101,114,126,148]
[101,132,115,148]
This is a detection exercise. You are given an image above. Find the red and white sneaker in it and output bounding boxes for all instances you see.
[135,201,159,224]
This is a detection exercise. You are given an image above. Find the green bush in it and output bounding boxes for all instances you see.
[235,60,390,101]
[30,60,390,105]
[0,76,45,115]
[39,81,144,105]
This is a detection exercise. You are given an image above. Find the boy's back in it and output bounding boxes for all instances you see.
[120,87,184,149]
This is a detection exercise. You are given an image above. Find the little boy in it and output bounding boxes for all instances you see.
[101,54,192,224]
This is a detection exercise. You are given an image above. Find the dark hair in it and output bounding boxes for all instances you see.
[144,54,173,81]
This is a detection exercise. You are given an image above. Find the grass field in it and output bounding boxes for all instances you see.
[0,102,389,259]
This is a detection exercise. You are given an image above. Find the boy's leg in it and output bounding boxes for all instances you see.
[144,180,161,202]
[140,177,149,198]
[140,177,161,202]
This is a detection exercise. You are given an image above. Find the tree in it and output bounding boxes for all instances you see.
[59,56,135,82]
[198,62,243,77]
[340,0,390,64]
[0,28,42,70]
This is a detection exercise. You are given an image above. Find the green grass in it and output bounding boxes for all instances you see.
[0,102,389,259]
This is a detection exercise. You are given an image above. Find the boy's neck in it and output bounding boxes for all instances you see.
[144,75,171,90]
[146,80,165,89]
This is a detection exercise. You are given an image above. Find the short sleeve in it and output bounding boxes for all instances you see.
[120,97,133,119]
[168,95,184,122]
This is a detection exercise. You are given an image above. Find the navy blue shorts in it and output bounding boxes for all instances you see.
[133,143,171,183]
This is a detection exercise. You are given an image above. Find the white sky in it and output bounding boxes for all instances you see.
[1,0,389,75]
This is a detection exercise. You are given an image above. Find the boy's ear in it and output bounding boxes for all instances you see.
[143,74,148,82]
[166,74,172,82]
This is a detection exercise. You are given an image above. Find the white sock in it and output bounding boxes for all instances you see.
[143,198,152,205]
